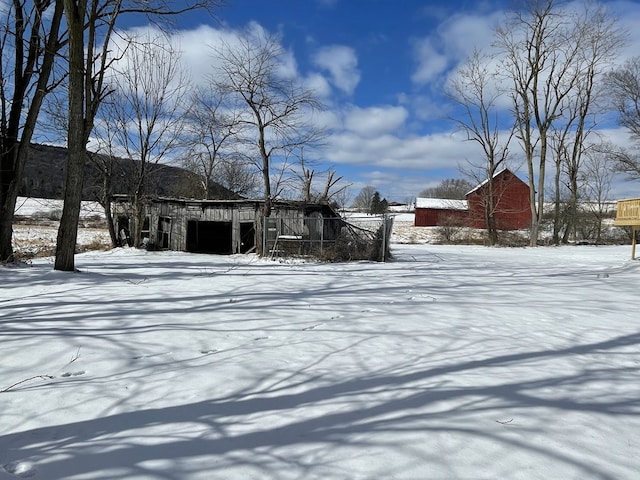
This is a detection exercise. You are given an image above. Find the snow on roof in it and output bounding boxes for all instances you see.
[415,198,468,210]
[465,167,510,196]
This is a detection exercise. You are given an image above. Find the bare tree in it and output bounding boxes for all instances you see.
[295,153,314,203]
[352,185,376,211]
[88,122,122,248]
[55,0,216,271]
[212,30,324,221]
[580,144,615,244]
[419,178,474,200]
[97,34,188,248]
[496,0,588,246]
[291,150,348,204]
[549,3,624,244]
[448,49,515,245]
[607,57,640,178]
[332,184,351,212]
[0,0,64,262]
[319,168,350,204]
[215,159,260,197]
[184,85,243,198]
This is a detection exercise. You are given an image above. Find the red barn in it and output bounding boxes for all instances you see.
[414,198,468,226]
[415,169,531,230]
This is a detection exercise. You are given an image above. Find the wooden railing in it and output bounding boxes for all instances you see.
[615,198,640,226]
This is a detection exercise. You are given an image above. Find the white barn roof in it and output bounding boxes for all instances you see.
[415,198,468,210]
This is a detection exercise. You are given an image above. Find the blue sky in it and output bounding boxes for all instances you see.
[128,0,640,202]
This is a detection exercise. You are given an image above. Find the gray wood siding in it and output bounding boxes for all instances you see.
[113,198,326,254]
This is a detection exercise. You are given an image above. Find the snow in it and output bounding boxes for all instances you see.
[2,241,640,478]
[415,197,468,210]
[14,197,105,219]
[12,198,111,258]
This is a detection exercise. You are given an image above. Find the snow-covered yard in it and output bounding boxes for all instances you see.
[1,243,639,479]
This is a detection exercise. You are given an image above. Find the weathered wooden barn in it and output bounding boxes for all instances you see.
[415,169,531,230]
[112,196,341,255]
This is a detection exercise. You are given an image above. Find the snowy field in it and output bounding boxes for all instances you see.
[1,243,639,479]
[12,197,111,258]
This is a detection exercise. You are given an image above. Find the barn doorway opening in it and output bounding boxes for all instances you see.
[187,221,232,254]
[240,222,255,253]
[116,216,132,247]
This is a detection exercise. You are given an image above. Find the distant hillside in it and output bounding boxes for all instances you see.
[20,143,238,201]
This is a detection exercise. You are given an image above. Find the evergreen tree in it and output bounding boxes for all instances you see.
[370,191,388,214]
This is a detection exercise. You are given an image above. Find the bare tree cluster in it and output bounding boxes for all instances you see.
[210,31,326,219]
[351,186,388,214]
[450,0,625,246]
[447,49,515,245]
[0,0,64,262]
[96,34,188,248]
[55,0,222,270]
[0,0,344,267]
[419,178,474,200]
[606,57,640,179]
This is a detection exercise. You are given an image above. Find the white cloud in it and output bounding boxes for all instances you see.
[303,72,333,99]
[324,129,483,171]
[411,10,504,87]
[165,25,232,87]
[312,45,361,95]
[343,105,409,137]
[606,0,640,64]
[410,39,449,86]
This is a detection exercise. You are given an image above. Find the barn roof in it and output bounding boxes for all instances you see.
[465,168,525,196]
[415,198,468,210]
[111,194,339,216]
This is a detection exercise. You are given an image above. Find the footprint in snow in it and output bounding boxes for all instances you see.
[303,323,323,331]
[4,460,37,478]
[407,294,436,302]
[61,370,85,378]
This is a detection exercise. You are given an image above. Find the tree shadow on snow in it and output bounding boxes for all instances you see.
[1,331,639,479]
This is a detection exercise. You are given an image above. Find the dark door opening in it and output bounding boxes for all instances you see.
[187,221,232,254]
[117,216,132,247]
[158,217,171,249]
[240,222,255,253]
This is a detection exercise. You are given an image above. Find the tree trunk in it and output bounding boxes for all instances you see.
[0,171,19,261]
[55,0,87,271]
[104,196,118,247]
[259,124,272,218]
[531,134,549,247]
[552,156,561,245]
[0,0,64,261]
[526,146,538,247]
[133,192,144,248]
[0,144,21,261]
